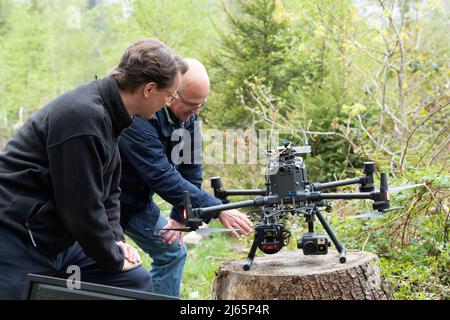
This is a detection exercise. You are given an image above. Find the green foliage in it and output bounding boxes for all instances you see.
[181,225,247,299]
[206,0,367,180]
[0,0,123,140]
[132,0,222,60]
[327,167,450,300]
[0,0,224,144]
[207,0,449,180]
[208,0,321,126]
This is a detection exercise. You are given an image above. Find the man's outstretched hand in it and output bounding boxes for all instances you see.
[160,218,185,246]
[218,209,253,238]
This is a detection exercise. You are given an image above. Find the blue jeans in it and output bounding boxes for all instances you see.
[124,211,187,297]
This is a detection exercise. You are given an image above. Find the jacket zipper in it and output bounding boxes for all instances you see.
[25,221,37,248]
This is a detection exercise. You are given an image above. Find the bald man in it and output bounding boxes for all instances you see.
[118,58,253,297]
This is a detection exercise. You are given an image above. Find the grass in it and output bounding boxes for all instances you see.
[180,225,249,299]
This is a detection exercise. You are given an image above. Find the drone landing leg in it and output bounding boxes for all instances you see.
[243,229,264,271]
[315,211,346,263]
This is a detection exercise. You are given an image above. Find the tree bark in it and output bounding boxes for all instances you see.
[212,251,392,300]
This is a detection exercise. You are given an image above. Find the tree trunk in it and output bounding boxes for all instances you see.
[212,251,392,300]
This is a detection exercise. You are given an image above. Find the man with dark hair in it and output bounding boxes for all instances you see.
[0,38,187,299]
[118,58,253,297]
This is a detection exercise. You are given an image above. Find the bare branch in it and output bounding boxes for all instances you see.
[356,114,395,155]
[415,125,450,168]
[399,103,449,172]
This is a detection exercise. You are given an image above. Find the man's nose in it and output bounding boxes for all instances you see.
[191,108,200,116]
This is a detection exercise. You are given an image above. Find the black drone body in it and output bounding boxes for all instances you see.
[180,142,401,271]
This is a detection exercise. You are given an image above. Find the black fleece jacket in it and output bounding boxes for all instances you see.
[0,76,132,272]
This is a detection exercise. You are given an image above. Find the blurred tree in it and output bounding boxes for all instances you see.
[206,0,364,180]
[132,0,222,59]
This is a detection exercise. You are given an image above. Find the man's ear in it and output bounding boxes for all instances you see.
[143,82,157,98]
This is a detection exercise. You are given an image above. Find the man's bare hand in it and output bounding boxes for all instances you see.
[218,209,253,238]
[160,218,185,246]
[121,258,141,272]
[116,241,141,271]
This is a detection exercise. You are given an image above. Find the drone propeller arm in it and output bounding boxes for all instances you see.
[302,172,389,209]
[312,177,363,191]
[311,162,376,192]
[219,189,268,196]
[192,169,389,217]
[313,191,377,200]
[211,177,267,204]
[192,189,388,217]
[192,195,279,217]
[298,190,388,203]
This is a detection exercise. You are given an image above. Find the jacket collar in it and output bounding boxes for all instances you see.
[156,107,198,138]
[159,107,180,138]
[96,76,133,138]
[163,107,177,127]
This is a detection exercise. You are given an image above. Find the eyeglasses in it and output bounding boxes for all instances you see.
[164,90,179,104]
[177,92,207,111]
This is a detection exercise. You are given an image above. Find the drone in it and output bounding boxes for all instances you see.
[162,142,424,270]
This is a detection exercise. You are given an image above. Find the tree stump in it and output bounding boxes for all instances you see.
[212,251,392,300]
